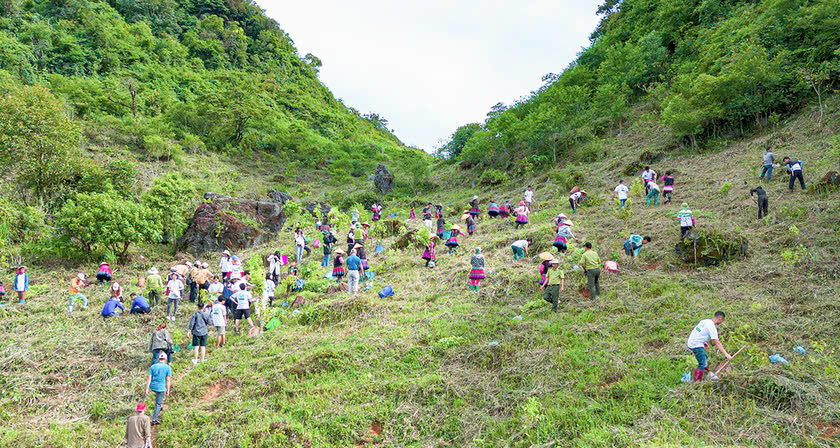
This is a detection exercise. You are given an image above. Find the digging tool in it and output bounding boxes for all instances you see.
[710,345,747,379]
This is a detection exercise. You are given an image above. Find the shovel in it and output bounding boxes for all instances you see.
[709,345,747,380]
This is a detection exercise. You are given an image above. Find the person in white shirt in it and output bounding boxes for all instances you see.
[208,276,224,298]
[294,228,306,264]
[641,166,657,195]
[219,250,233,279]
[686,311,732,382]
[211,296,227,348]
[613,180,629,209]
[231,283,255,333]
[524,186,534,209]
[165,273,184,321]
[568,190,586,214]
[258,273,276,318]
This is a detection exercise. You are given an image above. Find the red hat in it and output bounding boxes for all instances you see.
[136,403,147,412]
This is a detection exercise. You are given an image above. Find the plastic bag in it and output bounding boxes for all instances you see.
[378,285,394,298]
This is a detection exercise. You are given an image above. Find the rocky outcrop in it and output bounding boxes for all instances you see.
[268,190,293,205]
[177,192,286,254]
[306,201,331,217]
[813,171,840,194]
[373,163,394,195]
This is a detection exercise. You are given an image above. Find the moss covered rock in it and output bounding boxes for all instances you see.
[674,227,748,266]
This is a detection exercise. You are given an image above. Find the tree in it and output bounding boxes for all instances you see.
[141,173,196,243]
[0,85,80,204]
[438,123,481,160]
[55,192,160,260]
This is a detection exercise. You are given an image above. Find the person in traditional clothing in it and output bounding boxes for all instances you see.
[469,248,486,292]
[553,215,578,253]
[469,195,480,218]
[466,215,476,236]
[354,243,370,271]
[332,249,346,284]
[499,200,511,219]
[422,235,437,268]
[488,201,500,218]
[514,201,529,230]
[445,224,466,255]
[409,206,416,219]
[677,202,695,239]
[346,226,356,254]
[436,215,446,239]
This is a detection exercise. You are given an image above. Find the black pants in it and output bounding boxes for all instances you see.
[788,171,805,190]
[189,281,197,303]
[663,191,672,203]
[757,197,768,219]
[681,226,691,239]
[569,198,576,212]
[130,306,151,314]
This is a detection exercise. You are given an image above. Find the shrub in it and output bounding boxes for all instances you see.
[718,182,732,196]
[479,168,509,185]
[550,164,585,191]
[141,174,196,243]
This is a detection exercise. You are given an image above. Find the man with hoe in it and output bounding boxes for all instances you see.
[686,311,733,382]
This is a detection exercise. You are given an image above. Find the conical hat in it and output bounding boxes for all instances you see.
[334,248,345,255]
[451,224,462,231]
[538,252,554,261]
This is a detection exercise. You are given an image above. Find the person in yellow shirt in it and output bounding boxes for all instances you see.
[146,268,162,307]
[68,273,88,313]
[540,259,565,312]
[581,242,601,299]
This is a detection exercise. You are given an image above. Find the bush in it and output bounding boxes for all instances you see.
[141,174,196,243]
[479,168,509,185]
[551,164,585,191]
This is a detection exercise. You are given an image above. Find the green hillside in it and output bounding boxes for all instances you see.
[2,0,840,447]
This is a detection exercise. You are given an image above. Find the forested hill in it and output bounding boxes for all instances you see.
[0,0,424,201]
[440,0,840,172]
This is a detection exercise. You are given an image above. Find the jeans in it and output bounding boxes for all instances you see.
[167,298,179,318]
[152,390,165,421]
[646,189,659,205]
[153,348,173,364]
[760,164,773,181]
[295,245,304,264]
[585,268,600,299]
[757,197,768,219]
[619,199,626,209]
[663,190,672,203]
[322,253,330,267]
[130,306,151,314]
[691,347,708,370]
[68,294,88,312]
[347,270,360,295]
[147,290,160,307]
[788,170,805,190]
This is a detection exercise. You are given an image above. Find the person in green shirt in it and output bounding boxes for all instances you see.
[146,268,163,307]
[540,259,565,312]
[581,242,601,299]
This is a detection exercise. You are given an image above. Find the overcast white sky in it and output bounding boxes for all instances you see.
[259,1,602,151]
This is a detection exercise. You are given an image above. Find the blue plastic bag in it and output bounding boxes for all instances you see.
[390,212,397,217]
[364,271,375,280]
[375,245,384,253]
[378,285,394,298]
[324,272,334,280]
[793,346,805,354]
[680,372,692,383]
[769,354,788,364]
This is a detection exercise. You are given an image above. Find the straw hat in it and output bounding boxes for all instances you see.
[361,222,370,228]
[558,213,567,220]
[563,219,573,226]
[334,248,346,255]
[148,267,158,275]
[538,252,555,261]
[77,273,85,280]
[451,224,462,231]
[549,258,560,265]
[429,234,439,240]
[353,243,363,249]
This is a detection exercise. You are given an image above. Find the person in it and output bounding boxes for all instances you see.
[409,206,415,219]
[322,230,335,268]
[229,257,243,281]
[0,280,5,303]
[538,255,552,287]
[569,189,586,213]
[436,215,446,239]
[188,261,200,303]
[645,179,660,206]
[435,204,443,218]
[553,216,577,253]
[332,249,346,284]
[759,147,775,181]
[360,222,370,243]
[511,239,531,261]
[524,186,534,210]
[345,249,363,296]
[351,208,360,224]
[468,248,486,292]
[101,295,124,318]
[499,200,511,219]
[356,243,370,271]
[686,311,732,382]
[165,271,184,321]
[422,235,437,268]
[211,296,227,348]
[232,283,255,333]
[294,227,306,264]
[581,242,601,299]
[260,273,275,316]
[208,276,224,300]
[130,293,151,314]
[109,282,123,302]
[750,186,769,219]
[222,278,235,315]
[469,195,480,218]
[149,321,174,364]
[641,166,657,195]
[172,261,190,279]
[488,201,500,218]
[514,201,529,229]
[96,262,113,285]
[196,262,212,297]
[466,215,476,236]
[219,250,233,279]
[68,273,88,313]
[125,403,153,448]
[445,225,466,255]
[145,352,172,425]
[346,226,356,254]
[187,302,212,365]
[660,171,675,204]
[677,203,695,239]
[422,203,434,234]
[371,203,382,221]
[14,266,28,304]
[624,235,651,257]
[540,259,565,312]
[267,252,281,283]
[146,268,162,308]
[613,180,629,208]
[783,156,805,191]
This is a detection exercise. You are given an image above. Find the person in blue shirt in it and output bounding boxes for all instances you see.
[145,352,172,425]
[101,295,125,318]
[344,250,364,296]
[623,235,651,257]
[129,292,151,314]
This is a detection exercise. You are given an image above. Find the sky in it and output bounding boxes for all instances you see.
[259,1,602,152]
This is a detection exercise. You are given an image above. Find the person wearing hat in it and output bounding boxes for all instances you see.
[346,226,356,255]
[345,249,363,296]
[468,248,486,292]
[172,262,190,278]
[129,292,151,314]
[360,222,370,242]
[125,402,152,448]
[146,268,162,308]
[582,242,601,299]
[196,262,212,298]
[537,252,554,286]
[150,321,174,364]
[422,235,437,268]
[465,214,476,237]
[469,195,480,218]
[355,242,370,271]
[14,266,28,304]
[332,248,346,284]
[445,224,465,255]
[68,273,88,313]
[569,189,587,213]
[677,202,695,240]
[109,282,123,301]
[514,201,529,229]
[553,216,578,253]
[96,262,112,285]
[145,351,172,425]
[540,258,565,312]
[219,250,233,279]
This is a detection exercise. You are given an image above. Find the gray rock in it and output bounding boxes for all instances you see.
[268,190,293,205]
[306,201,331,217]
[373,163,394,195]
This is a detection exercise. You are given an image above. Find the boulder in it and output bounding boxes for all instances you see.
[373,163,394,195]
[674,228,748,266]
[177,192,286,254]
[268,190,293,205]
[813,171,840,193]
[306,201,331,217]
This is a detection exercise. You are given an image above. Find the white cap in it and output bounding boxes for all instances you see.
[202,262,209,268]
[78,273,85,280]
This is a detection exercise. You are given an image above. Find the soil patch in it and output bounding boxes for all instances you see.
[816,421,840,439]
[578,287,590,299]
[201,378,236,404]
[647,262,660,270]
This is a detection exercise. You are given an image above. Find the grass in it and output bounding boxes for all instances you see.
[2,99,840,447]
